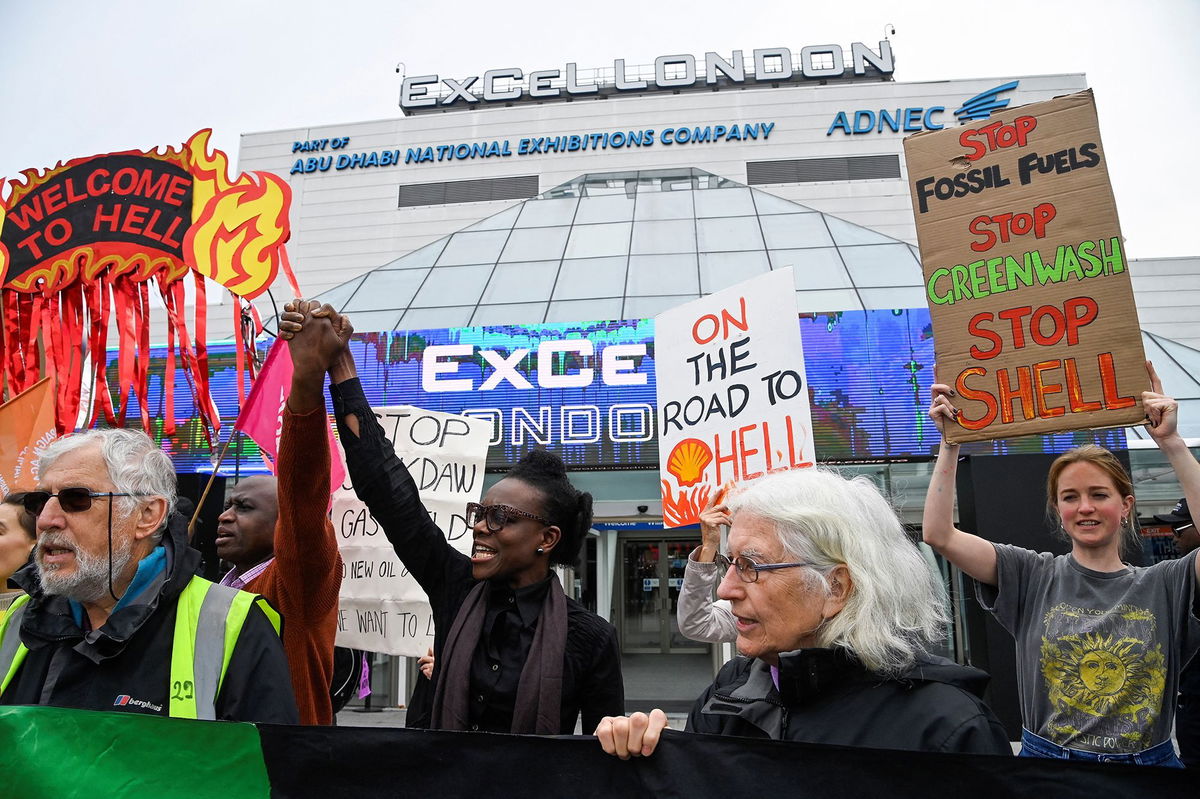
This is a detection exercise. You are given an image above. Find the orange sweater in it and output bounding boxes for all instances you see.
[244,406,343,725]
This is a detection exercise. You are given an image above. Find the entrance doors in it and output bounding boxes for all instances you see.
[619,537,706,654]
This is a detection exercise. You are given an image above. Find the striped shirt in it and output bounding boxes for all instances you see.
[219,558,275,590]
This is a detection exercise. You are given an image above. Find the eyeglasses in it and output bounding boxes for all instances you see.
[22,488,150,516]
[465,502,550,533]
[715,552,811,583]
[1173,522,1195,538]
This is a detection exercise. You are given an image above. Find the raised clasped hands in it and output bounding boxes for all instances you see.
[281,298,354,374]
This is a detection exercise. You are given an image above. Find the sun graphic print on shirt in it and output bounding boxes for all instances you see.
[1039,603,1167,752]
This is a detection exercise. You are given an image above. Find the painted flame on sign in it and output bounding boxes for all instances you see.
[0,179,8,287]
[661,479,712,527]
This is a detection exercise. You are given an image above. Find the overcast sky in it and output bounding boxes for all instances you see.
[1,0,1196,258]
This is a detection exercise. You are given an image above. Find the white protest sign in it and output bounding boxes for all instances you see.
[655,267,815,527]
[333,405,491,656]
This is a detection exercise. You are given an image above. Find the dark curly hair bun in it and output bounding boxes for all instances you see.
[509,448,593,567]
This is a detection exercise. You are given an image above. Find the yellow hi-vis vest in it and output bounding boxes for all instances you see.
[0,577,281,720]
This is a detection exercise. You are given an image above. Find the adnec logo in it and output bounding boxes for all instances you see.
[826,81,1019,136]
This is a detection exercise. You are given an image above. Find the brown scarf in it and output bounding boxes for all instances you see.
[431,573,567,734]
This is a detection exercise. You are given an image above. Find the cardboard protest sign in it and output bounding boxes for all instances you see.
[655,268,814,527]
[333,406,490,656]
[904,89,1146,443]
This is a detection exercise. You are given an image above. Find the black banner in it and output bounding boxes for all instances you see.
[258,724,1190,799]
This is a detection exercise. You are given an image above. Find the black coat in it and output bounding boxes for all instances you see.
[688,648,1011,755]
[1,520,297,724]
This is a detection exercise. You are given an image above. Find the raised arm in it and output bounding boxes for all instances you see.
[280,304,470,596]
[1143,360,1200,582]
[677,486,737,643]
[922,382,998,585]
[272,301,344,617]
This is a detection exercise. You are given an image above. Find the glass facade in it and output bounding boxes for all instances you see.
[317,168,927,329]
[309,166,1200,500]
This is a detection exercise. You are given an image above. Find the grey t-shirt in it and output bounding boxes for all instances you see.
[977,544,1200,753]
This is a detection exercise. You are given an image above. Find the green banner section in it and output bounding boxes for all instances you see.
[0,706,269,799]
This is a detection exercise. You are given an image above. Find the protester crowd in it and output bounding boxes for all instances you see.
[1,301,1197,771]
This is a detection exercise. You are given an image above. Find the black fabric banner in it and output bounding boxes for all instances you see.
[258,724,1191,799]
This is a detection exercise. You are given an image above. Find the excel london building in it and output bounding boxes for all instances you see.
[223,41,1200,727]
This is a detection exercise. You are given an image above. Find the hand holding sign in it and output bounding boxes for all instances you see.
[928,382,959,437]
[1142,360,1180,442]
[697,483,734,562]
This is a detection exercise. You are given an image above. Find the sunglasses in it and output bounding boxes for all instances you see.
[465,502,549,533]
[715,552,812,583]
[23,488,150,516]
[1173,522,1195,538]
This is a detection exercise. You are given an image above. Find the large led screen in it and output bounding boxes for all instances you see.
[109,309,1124,474]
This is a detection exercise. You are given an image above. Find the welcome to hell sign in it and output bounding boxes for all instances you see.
[904,89,1146,443]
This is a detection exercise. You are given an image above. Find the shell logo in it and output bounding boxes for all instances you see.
[666,438,712,488]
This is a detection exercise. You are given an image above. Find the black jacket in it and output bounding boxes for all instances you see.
[331,378,624,734]
[1,518,298,723]
[688,648,1011,755]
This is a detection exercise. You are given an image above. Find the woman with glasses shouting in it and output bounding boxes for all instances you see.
[596,467,1010,758]
[281,303,623,735]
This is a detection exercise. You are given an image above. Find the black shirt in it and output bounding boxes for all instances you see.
[469,577,551,731]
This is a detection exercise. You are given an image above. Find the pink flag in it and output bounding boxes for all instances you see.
[233,338,346,497]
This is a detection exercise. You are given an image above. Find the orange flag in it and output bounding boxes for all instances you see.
[0,378,59,496]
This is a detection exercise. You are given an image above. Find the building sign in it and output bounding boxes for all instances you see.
[288,123,776,175]
[654,269,815,527]
[904,89,1146,443]
[827,81,1019,136]
[352,320,659,470]
[400,43,894,112]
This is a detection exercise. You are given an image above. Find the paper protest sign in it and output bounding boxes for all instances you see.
[655,268,814,527]
[904,89,1146,443]
[333,406,490,656]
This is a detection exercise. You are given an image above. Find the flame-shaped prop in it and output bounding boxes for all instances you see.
[0,130,300,443]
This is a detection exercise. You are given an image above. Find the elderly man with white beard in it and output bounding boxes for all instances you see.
[0,428,297,723]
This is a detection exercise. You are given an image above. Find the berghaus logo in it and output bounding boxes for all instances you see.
[113,694,163,712]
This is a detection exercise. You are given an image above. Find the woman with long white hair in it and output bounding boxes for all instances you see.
[597,467,1010,757]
